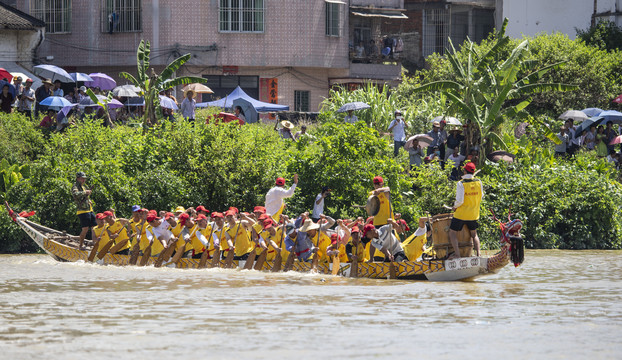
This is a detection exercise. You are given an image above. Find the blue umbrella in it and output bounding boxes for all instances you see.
[597,110,622,124]
[575,116,604,137]
[69,72,94,82]
[232,98,257,123]
[581,108,603,117]
[0,80,16,97]
[39,96,72,110]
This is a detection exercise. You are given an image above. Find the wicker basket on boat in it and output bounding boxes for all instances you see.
[430,213,473,259]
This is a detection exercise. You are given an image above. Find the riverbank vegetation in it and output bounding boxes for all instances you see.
[2,25,622,253]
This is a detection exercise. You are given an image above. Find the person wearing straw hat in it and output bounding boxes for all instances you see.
[275,120,297,142]
[72,171,96,250]
[448,162,483,259]
[180,89,196,122]
[298,217,331,263]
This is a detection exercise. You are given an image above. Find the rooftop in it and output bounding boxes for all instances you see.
[0,2,45,31]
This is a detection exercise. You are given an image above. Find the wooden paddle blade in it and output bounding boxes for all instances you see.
[350,258,359,278]
[271,252,283,272]
[170,244,187,265]
[389,262,397,279]
[283,252,295,272]
[210,246,221,268]
[311,252,319,271]
[331,256,340,276]
[108,239,129,255]
[154,243,176,268]
[224,249,235,269]
[87,240,100,262]
[243,250,256,270]
[197,249,210,269]
[254,249,267,270]
[128,241,140,265]
[96,239,115,260]
[139,244,152,266]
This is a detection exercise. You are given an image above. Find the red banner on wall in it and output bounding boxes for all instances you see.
[260,78,278,119]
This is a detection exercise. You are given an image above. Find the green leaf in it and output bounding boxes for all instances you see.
[156,53,192,89]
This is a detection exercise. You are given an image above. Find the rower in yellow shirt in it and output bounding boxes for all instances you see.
[224,211,255,260]
[402,217,430,261]
[326,233,348,263]
[259,219,286,261]
[102,211,131,255]
[207,212,226,260]
[93,213,109,252]
[345,226,368,262]
[369,176,394,228]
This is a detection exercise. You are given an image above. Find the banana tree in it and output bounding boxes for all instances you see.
[0,158,30,202]
[86,88,115,127]
[411,18,577,164]
[120,40,208,126]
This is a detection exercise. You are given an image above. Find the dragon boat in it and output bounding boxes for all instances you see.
[8,206,525,281]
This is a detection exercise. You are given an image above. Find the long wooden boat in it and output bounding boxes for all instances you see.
[11,212,525,281]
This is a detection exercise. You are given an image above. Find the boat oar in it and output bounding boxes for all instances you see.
[387,191,397,280]
[107,238,129,255]
[154,238,177,267]
[211,245,221,268]
[129,221,146,265]
[270,225,285,272]
[198,226,216,269]
[254,248,268,270]
[331,252,340,276]
[350,243,359,278]
[242,248,256,270]
[87,237,102,262]
[224,221,242,269]
[283,236,298,272]
[311,223,322,272]
[96,226,127,260]
[139,240,153,266]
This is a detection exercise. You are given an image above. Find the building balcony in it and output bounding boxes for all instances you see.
[349,59,401,81]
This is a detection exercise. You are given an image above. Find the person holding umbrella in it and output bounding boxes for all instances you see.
[0,84,13,114]
[407,138,424,169]
[35,79,53,117]
[344,109,358,124]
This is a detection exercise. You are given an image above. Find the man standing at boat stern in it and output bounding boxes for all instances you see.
[265,174,298,217]
[72,172,96,250]
[449,162,483,259]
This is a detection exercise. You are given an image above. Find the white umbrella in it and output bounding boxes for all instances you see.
[112,85,140,97]
[159,95,178,110]
[337,102,371,113]
[431,116,462,126]
[33,64,74,83]
[69,72,94,82]
[405,134,433,149]
[559,110,588,122]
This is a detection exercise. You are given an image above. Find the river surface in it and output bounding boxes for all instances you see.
[0,250,621,360]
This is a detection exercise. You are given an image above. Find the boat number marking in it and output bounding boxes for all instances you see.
[446,257,479,271]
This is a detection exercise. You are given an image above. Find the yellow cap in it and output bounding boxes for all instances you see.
[174,206,186,213]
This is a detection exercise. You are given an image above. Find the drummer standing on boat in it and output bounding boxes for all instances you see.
[449,162,483,258]
[369,176,393,229]
[265,174,298,216]
[72,172,96,250]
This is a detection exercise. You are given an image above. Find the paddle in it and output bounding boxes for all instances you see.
[243,247,256,270]
[283,236,298,272]
[107,238,129,255]
[254,248,268,270]
[170,226,199,265]
[387,191,397,280]
[224,221,242,269]
[211,245,221,268]
[96,224,127,259]
[138,241,152,266]
[87,237,102,262]
[198,225,216,269]
[311,221,322,272]
[128,221,145,265]
[270,225,285,272]
[350,242,359,278]
[154,238,177,268]
[331,251,340,276]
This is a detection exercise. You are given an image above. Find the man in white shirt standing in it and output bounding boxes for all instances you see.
[265,174,298,216]
[388,110,407,156]
[311,186,331,222]
[180,90,196,121]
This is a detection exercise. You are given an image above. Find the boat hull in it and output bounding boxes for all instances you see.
[17,217,514,281]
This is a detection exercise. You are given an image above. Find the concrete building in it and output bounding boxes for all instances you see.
[12,0,408,112]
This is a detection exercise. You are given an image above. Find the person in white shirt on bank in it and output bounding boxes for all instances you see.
[388,110,407,156]
[311,186,331,222]
[265,174,298,216]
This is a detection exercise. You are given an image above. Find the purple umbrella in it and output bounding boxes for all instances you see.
[85,73,117,90]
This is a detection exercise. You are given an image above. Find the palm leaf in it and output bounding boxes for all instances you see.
[119,72,141,89]
[530,118,562,145]
[517,61,566,87]
[160,76,209,90]
[487,132,508,150]
[411,80,462,93]
[156,53,192,88]
[516,83,578,95]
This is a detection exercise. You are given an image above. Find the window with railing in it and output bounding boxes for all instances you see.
[30,0,71,34]
[294,90,310,112]
[325,1,340,37]
[219,0,264,33]
[101,0,142,33]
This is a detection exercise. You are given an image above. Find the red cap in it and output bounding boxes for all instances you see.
[103,211,114,218]
[147,214,161,223]
[211,212,224,219]
[178,213,190,226]
[373,176,383,184]
[275,177,286,186]
[196,205,209,213]
[399,219,410,232]
[26,78,33,83]
[141,208,148,213]
[263,219,274,230]
[330,233,339,245]
[464,162,476,173]
[228,207,239,214]
[351,226,360,234]
[196,214,207,221]
[366,216,374,224]
[96,213,105,220]
[164,212,175,220]
[363,224,376,238]
[258,214,269,221]
[253,206,266,214]
[148,210,157,216]
[224,210,236,217]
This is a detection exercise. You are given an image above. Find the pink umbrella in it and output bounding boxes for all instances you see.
[609,135,622,145]
[85,73,117,90]
[613,94,622,104]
